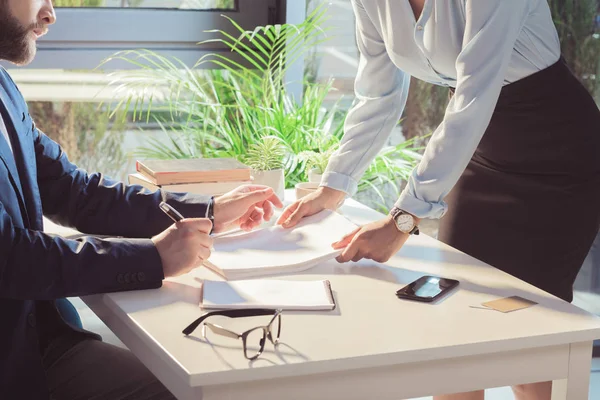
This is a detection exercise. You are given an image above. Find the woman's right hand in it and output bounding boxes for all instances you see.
[276,186,346,228]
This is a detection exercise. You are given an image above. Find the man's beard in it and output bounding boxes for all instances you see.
[0,8,38,66]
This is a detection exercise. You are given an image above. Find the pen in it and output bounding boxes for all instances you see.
[159,201,184,223]
[159,201,216,250]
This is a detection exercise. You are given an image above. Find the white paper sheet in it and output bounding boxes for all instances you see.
[204,210,357,279]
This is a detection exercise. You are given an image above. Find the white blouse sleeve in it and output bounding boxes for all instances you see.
[321,0,411,196]
[395,0,531,219]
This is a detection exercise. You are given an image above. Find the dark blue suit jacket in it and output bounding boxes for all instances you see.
[0,67,210,399]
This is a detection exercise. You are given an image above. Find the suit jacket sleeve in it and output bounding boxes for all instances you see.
[35,127,210,237]
[0,126,210,300]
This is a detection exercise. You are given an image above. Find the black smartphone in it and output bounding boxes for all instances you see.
[396,275,459,302]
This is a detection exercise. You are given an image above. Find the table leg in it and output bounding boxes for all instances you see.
[551,341,593,400]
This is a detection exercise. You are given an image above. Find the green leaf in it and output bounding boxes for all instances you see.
[100,1,425,194]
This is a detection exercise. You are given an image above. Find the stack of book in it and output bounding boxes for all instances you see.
[128,158,253,196]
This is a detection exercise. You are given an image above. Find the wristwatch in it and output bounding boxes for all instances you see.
[389,207,419,235]
[206,196,215,235]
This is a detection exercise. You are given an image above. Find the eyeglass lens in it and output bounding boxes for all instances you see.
[243,327,267,360]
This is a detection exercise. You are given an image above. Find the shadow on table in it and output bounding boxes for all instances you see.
[453,279,592,318]
[115,242,593,320]
[329,261,422,285]
[184,334,310,369]
[328,261,458,305]
[109,280,202,315]
[399,242,491,267]
[323,251,593,318]
[115,277,344,322]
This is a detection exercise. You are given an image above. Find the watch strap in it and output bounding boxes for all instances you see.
[207,196,215,235]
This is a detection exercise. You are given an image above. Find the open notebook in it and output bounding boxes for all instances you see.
[200,279,336,311]
[204,210,357,280]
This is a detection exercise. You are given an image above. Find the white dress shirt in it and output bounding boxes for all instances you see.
[0,113,13,154]
[321,0,561,219]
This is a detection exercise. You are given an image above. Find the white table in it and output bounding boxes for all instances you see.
[49,195,600,400]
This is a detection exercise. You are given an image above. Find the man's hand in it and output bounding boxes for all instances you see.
[277,186,346,228]
[152,218,213,278]
[213,185,283,233]
[332,216,409,264]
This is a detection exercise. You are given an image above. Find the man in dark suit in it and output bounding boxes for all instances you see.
[0,1,283,399]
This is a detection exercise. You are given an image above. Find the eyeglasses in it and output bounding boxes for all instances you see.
[182,308,282,360]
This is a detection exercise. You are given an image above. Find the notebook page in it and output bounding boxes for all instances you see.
[201,279,335,310]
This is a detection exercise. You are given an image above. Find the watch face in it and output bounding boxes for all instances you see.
[396,214,414,232]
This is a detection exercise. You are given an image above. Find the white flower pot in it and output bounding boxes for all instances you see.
[295,181,319,200]
[251,169,285,201]
[308,168,323,184]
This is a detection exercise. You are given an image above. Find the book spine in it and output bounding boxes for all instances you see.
[162,180,251,194]
[135,161,159,185]
[157,171,251,185]
[128,174,159,192]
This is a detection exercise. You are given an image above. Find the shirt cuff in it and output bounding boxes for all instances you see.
[394,188,448,220]
[320,171,359,197]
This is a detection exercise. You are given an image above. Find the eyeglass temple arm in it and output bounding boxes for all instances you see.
[204,323,241,339]
[182,308,277,336]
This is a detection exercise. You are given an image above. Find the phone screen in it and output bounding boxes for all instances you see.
[396,276,459,301]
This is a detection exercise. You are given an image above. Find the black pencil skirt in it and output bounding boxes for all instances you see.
[438,57,600,303]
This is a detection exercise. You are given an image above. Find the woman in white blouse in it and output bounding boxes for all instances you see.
[278,1,600,398]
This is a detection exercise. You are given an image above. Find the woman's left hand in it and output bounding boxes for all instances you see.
[332,216,409,263]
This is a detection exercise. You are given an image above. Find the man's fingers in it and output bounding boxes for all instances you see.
[197,245,211,263]
[262,192,283,209]
[239,207,255,223]
[269,194,284,209]
[276,202,299,225]
[178,218,212,234]
[239,184,273,192]
[242,187,279,207]
[332,227,360,249]
[241,185,283,209]
[241,207,264,231]
[198,232,214,249]
[241,219,259,231]
[262,200,274,221]
[248,207,264,224]
[241,206,263,222]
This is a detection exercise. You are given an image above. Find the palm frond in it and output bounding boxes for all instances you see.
[99,2,425,202]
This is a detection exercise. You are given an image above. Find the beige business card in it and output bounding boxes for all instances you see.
[481,296,538,313]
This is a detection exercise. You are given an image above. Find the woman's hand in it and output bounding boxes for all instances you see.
[332,216,409,263]
[277,186,346,228]
[213,185,283,233]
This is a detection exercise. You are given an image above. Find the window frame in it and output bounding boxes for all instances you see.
[20,0,280,70]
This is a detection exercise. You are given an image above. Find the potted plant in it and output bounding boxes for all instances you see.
[298,144,339,183]
[244,136,286,201]
[101,4,425,212]
[101,5,338,184]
